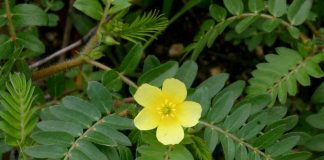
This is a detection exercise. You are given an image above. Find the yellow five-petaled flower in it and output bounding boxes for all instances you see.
[134,78,202,145]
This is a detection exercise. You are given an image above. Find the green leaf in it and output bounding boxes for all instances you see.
[117,146,133,160]
[102,70,123,92]
[223,0,244,15]
[266,136,300,157]
[12,4,48,27]
[251,125,286,149]
[143,55,160,73]
[261,19,281,32]
[220,134,235,160]
[87,81,113,113]
[197,73,229,99]
[47,73,65,98]
[268,0,287,17]
[70,12,96,36]
[265,115,298,132]
[306,113,324,129]
[287,0,312,25]
[103,115,134,130]
[235,145,248,160]
[287,26,300,39]
[37,120,83,137]
[204,128,219,152]
[74,140,108,160]
[304,60,324,78]
[49,105,93,128]
[0,35,14,60]
[207,92,235,123]
[109,0,131,14]
[294,68,310,86]
[248,0,264,13]
[31,131,74,146]
[73,0,103,20]
[191,31,209,60]
[209,4,227,22]
[24,145,67,159]
[119,11,168,43]
[304,134,324,151]
[0,73,38,146]
[84,130,117,146]
[224,103,251,132]
[62,96,101,121]
[275,151,312,160]
[187,136,212,160]
[16,32,45,53]
[93,123,131,146]
[50,0,65,11]
[174,60,198,88]
[47,13,59,26]
[187,87,210,116]
[312,81,324,104]
[119,43,143,74]
[170,145,194,160]
[207,20,232,47]
[138,61,179,86]
[235,16,258,34]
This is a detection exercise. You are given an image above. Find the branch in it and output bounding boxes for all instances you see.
[306,21,324,41]
[32,57,84,81]
[226,13,309,42]
[199,121,272,160]
[29,40,82,69]
[5,0,17,42]
[31,1,113,78]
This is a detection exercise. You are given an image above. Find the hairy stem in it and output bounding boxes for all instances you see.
[32,57,84,80]
[32,1,112,79]
[199,121,272,160]
[5,0,17,42]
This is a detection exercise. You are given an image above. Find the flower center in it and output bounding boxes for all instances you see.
[157,99,176,118]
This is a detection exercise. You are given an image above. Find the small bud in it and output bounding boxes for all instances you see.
[104,36,120,46]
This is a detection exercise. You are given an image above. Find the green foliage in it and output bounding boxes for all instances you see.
[118,10,169,43]
[1,0,324,159]
[24,81,134,159]
[73,0,103,20]
[0,73,38,146]
[246,47,324,105]
[200,78,311,160]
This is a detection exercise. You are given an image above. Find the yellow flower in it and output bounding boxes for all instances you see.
[134,78,202,145]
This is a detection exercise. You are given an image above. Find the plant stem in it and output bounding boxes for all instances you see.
[30,40,82,69]
[84,59,138,88]
[199,121,272,160]
[32,57,84,80]
[32,1,112,79]
[80,0,112,55]
[306,21,324,41]
[5,0,17,42]
[164,145,173,160]
[226,13,309,42]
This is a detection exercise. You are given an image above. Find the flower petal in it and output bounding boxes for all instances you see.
[134,84,162,107]
[134,108,160,130]
[156,119,184,145]
[176,101,202,127]
[162,78,187,103]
